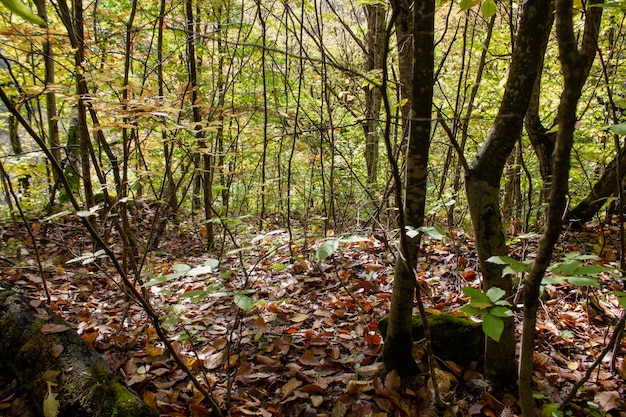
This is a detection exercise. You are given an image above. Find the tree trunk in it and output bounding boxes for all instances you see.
[0,285,156,417]
[465,0,552,390]
[363,2,386,184]
[519,1,602,414]
[384,0,434,377]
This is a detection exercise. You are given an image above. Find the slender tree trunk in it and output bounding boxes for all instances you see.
[519,1,602,414]
[465,0,551,389]
[33,0,61,194]
[186,0,214,249]
[384,0,434,377]
[363,3,386,184]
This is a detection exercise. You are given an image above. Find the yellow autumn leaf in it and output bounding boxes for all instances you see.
[43,381,59,417]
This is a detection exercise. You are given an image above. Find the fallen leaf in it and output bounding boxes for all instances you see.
[594,391,620,411]
[41,323,69,334]
[51,344,64,358]
[281,377,303,398]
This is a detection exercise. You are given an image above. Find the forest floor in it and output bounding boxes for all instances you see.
[1,212,626,417]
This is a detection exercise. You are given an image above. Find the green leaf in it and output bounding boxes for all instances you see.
[490,306,513,317]
[609,122,626,135]
[460,305,486,316]
[487,255,528,275]
[0,0,47,26]
[417,226,447,240]
[486,287,506,303]
[566,276,600,287]
[76,210,96,218]
[316,238,339,261]
[181,289,207,301]
[234,293,254,312]
[571,265,611,276]
[481,0,496,18]
[482,312,504,342]
[551,260,581,276]
[270,262,287,271]
[460,0,479,10]
[462,287,490,304]
[542,276,566,285]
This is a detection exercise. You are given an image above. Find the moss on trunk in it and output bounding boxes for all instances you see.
[380,312,484,366]
[0,284,156,417]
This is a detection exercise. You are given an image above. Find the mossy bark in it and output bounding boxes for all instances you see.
[380,312,484,366]
[0,284,156,417]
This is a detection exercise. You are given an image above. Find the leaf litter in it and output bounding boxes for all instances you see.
[0,216,626,416]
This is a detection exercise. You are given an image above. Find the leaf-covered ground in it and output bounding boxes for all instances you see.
[1,213,625,417]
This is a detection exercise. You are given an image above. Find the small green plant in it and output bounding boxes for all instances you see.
[460,286,513,342]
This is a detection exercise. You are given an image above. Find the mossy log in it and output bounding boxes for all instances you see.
[379,312,484,366]
[0,284,156,417]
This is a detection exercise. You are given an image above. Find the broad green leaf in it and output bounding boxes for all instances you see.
[481,0,496,18]
[462,286,489,302]
[462,287,492,308]
[571,265,611,276]
[172,263,191,273]
[0,0,47,26]
[460,0,480,11]
[417,226,447,240]
[490,306,513,317]
[181,289,207,301]
[316,239,339,261]
[487,255,528,275]
[270,262,287,270]
[542,276,566,285]
[563,252,599,261]
[460,305,486,316]
[486,287,506,303]
[482,312,504,342]
[551,260,581,276]
[566,276,600,287]
[234,293,254,312]
[76,210,95,218]
[609,122,626,136]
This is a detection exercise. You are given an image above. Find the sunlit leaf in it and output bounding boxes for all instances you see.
[0,0,46,26]
[316,238,339,261]
[486,287,506,303]
[234,293,254,312]
[609,122,626,135]
[481,0,496,18]
[566,276,600,287]
[489,306,513,317]
[417,225,447,240]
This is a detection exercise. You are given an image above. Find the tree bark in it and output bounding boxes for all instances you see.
[363,2,386,184]
[384,0,434,377]
[519,1,602,414]
[465,0,552,389]
[0,285,156,417]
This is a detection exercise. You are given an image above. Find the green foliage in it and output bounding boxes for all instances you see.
[460,286,513,342]
[0,0,46,26]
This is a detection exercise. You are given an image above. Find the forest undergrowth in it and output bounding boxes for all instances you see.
[0,210,625,417]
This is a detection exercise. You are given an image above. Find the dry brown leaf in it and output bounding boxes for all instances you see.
[385,369,401,391]
[594,390,620,411]
[203,351,224,370]
[281,377,303,398]
[40,323,69,334]
[51,344,64,358]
